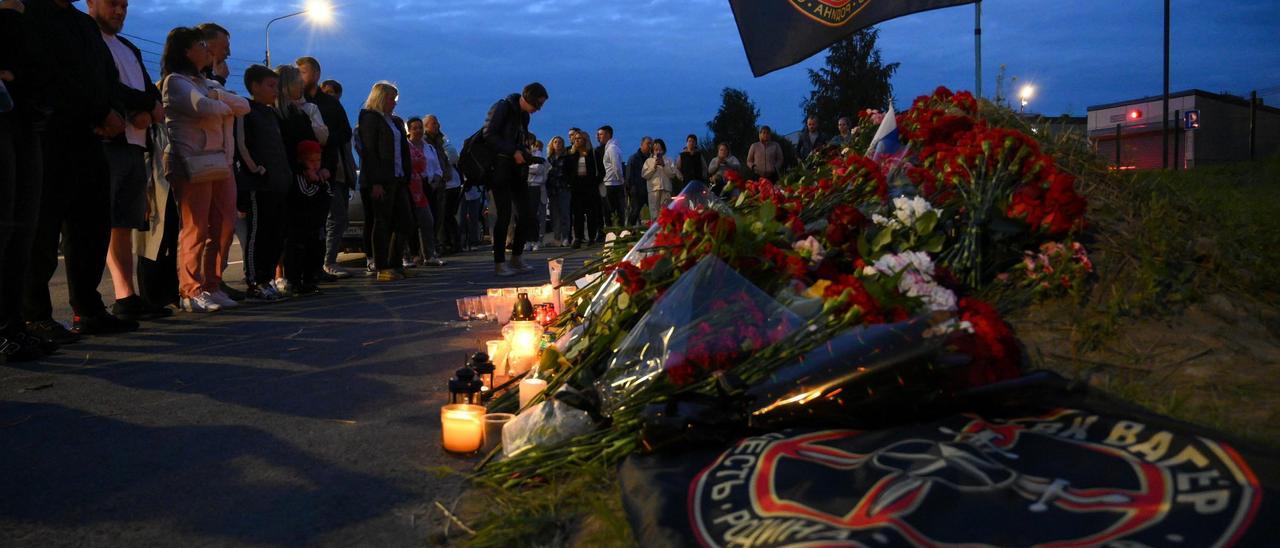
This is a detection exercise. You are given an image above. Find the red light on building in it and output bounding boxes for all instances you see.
[1128,109,1143,120]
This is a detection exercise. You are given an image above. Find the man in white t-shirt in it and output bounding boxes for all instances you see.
[88,0,169,323]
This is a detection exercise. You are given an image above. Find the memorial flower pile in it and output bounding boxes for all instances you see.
[474,87,1091,487]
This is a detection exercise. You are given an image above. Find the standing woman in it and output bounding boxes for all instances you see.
[275,65,324,294]
[161,27,249,312]
[356,82,416,282]
[565,131,600,249]
[545,136,571,247]
[676,134,706,194]
[642,139,679,217]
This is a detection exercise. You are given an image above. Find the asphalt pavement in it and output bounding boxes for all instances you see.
[1,242,591,547]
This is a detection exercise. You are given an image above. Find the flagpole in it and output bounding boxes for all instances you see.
[975,1,983,98]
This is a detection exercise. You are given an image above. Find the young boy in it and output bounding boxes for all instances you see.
[285,140,330,295]
[234,64,292,302]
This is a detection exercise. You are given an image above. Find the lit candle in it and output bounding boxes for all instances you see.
[504,320,543,375]
[519,378,548,409]
[441,404,485,454]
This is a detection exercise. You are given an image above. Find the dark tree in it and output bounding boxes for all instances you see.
[801,28,900,135]
[707,87,761,161]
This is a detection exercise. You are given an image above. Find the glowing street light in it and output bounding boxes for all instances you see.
[1018,84,1035,113]
[265,0,335,66]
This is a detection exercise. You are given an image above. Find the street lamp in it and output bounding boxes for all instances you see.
[264,0,334,66]
[1018,84,1035,113]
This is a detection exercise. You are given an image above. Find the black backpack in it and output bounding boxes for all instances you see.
[459,127,496,187]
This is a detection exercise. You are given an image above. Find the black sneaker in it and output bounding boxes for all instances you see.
[571,240,582,249]
[218,281,246,302]
[26,320,81,345]
[315,270,339,283]
[296,284,323,296]
[19,330,58,355]
[112,295,171,321]
[0,334,44,362]
[72,313,140,336]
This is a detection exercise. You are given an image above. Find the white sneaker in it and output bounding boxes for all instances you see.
[323,264,353,279]
[428,256,447,267]
[183,292,223,313]
[210,290,240,308]
[531,243,541,252]
[273,278,291,298]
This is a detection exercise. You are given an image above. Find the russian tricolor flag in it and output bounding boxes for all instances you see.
[865,104,902,159]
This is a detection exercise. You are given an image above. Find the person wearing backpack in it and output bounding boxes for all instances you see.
[481,82,548,277]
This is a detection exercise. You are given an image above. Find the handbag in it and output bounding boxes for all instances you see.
[183,149,233,184]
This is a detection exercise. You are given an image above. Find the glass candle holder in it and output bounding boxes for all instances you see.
[482,413,515,454]
[518,378,548,409]
[441,404,485,455]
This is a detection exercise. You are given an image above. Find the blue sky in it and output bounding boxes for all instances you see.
[119,0,1280,152]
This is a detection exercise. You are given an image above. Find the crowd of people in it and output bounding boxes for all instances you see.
[0,0,863,364]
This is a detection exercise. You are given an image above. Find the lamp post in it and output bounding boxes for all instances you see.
[1018,84,1035,113]
[264,0,334,66]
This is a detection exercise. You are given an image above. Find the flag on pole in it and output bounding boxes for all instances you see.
[865,104,901,158]
[729,0,978,77]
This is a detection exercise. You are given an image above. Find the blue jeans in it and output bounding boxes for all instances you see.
[550,190,571,243]
[324,182,350,266]
[461,197,483,248]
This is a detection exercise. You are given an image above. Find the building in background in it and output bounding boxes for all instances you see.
[1087,90,1280,170]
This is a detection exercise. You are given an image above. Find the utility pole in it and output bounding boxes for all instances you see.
[975,1,982,98]
[1162,0,1171,169]
[1115,124,1122,168]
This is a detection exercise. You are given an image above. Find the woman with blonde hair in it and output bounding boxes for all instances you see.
[161,26,250,312]
[545,135,571,247]
[356,82,415,281]
[564,130,600,248]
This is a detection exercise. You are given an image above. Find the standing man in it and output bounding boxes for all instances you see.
[796,115,829,160]
[597,125,624,228]
[746,126,784,182]
[1,0,55,360]
[296,57,357,279]
[24,0,135,343]
[482,82,547,276]
[198,21,247,301]
[424,114,459,254]
[197,23,230,85]
[88,0,168,322]
[625,136,651,226]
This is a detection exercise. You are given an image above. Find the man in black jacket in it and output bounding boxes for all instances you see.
[482,82,547,277]
[296,56,357,279]
[88,0,168,323]
[625,136,651,226]
[1,0,55,361]
[796,115,830,161]
[23,0,135,345]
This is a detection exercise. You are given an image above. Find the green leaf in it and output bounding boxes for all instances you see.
[922,233,945,253]
[856,233,871,258]
[757,200,776,225]
[871,228,894,253]
[915,210,938,236]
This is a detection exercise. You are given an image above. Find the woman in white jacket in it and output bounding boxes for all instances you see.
[641,139,679,219]
[160,27,249,312]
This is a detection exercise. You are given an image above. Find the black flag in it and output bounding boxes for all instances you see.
[730,0,977,77]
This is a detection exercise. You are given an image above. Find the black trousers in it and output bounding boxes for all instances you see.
[0,112,43,335]
[285,188,330,286]
[570,187,601,244]
[604,185,627,228]
[361,185,376,260]
[626,186,646,226]
[441,186,462,252]
[24,126,110,321]
[370,184,416,270]
[137,192,180,308]
[490,159,530,264]
[243,189,288,287]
